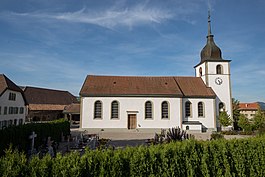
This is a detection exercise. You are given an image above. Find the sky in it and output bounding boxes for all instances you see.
[0,0,264,103]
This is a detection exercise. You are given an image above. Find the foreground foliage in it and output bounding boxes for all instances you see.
[1,135,265,177]
[0,119,70,155]
[152,127,194,144]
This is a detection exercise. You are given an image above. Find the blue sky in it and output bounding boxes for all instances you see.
[0,0,264,102]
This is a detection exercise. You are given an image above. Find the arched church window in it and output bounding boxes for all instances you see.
[161,101,169,119]
[219,102,225,112]
[145,101,153,119]
[216,65,223,74]
[199,67,202,77]
[198,102,204,117]
[94,100,102,119]
[185,101,192,117]
[111,101,119,119]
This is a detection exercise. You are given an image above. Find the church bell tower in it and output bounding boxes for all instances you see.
[194,11,233,128]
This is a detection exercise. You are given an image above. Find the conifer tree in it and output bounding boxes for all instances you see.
[232,98,240,130]
[219,111,232,127]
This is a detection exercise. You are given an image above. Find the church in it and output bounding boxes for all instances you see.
[79,14,233,132]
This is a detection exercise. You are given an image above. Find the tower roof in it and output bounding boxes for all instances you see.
[200,11,223,62]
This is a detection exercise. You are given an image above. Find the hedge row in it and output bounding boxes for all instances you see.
[0,119,70,155]
[1,136,265,177]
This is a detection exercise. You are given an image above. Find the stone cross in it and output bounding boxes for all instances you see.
[29,131,37,154]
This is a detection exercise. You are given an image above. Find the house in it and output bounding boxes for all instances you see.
[0,74,26,129]
[79,14,233,132]
[63,103,80,125]
[239,102,265,119]
[23,86,78,122]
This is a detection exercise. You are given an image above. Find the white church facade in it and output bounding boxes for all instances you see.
[79,15,233,132]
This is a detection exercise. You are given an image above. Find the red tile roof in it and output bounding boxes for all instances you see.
[0,74,23,96]
[28,104,67,111]
[63,103,80,114]
[174,77,216,98]
[80,75,216,98]
[239,103,260,110]
[24,86,78,111]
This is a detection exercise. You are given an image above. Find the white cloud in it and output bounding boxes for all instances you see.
[0,0,207,30]
[4,4,174,29]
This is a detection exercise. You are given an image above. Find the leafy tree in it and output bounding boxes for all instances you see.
[253,108,265,130]
[238,114,253,132]
[219,111,232,127]
[232,98,240,130]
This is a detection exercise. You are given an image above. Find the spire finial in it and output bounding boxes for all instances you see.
[208,10,212,36]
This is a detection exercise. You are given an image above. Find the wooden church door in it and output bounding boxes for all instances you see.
[128,114,137,129]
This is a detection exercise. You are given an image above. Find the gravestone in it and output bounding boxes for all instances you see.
[47,137,54,157]
[29,131,37,155]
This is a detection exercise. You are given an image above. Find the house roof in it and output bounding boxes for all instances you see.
[0,74,24,96]
[80,75,216,98]
[28,104,67,111]
[24,86,78,110]
[63,103,80,114]
[239,102,265,111]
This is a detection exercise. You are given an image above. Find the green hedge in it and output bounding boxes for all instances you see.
[1,136,265,176]
[0,119,70,155]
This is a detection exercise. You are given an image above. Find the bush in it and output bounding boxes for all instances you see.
[0,119,70,156]
[166,127,193,142]
[151,127,193,145]
[221,130,238,135]
[239,131,254,135]
[2,135,265,176]
[210,132,224,140]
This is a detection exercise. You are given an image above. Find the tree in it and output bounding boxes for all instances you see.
[238,114,253,132]
[253,108,265,130]
[219,111,232,127]
[232,98,240,130]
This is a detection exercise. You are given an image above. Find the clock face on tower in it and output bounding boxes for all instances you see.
[215,77,223,85]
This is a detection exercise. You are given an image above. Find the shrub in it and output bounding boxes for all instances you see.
[151,127,193,145]
[1,136,265,176]
[210,132,224,140]
[0,119,70,156]
[239,131,254,135]
[221,130,238,135]
[166,127,193,142]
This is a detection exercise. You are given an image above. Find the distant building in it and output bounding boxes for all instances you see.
[23,86,78,122]
[239,102,265,119]
[0,74,26,128]
[63,103,80,125]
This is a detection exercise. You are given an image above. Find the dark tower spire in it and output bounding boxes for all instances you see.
[208,10,212,36]
[200,10,223,62]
